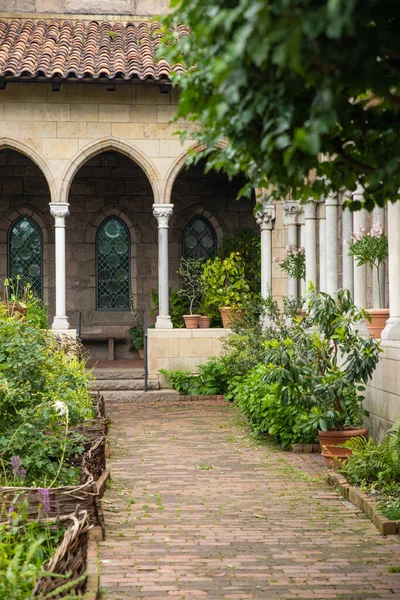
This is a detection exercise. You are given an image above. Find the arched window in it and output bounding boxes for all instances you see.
[183,216,216,261]
[97,216,130,310]
[9,216,42,299]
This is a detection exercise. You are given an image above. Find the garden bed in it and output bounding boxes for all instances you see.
[327,471,399,535]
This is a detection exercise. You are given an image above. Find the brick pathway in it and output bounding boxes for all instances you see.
[99,398,400,600]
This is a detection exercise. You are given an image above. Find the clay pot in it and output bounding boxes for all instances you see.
[318,427,368,468]
[219,307,242,329]
[183,314,201,329]
[365,308,389,338]
[138,347,144,360]
[199,316,211,328]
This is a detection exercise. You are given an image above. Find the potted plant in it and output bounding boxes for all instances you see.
[129,296,144,358]
[264,286,382,466]
[201,252,252,328]
[347,222,389,337]
[275,244,306,282]
[177,257,204,328]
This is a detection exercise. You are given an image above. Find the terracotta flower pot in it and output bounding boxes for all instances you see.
[138,347,144,359]
[183,314,201,329]
[219,307,243,329]
[365,308,389,338]
[199,316,211,328]
[318,427,368,468]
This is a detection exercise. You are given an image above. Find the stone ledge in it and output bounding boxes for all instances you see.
[327,471,398,535]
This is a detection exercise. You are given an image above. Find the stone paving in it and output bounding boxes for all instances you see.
[99,398,400,600]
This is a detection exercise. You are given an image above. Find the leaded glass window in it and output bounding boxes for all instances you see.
[9,216,42,298]
[97,217,130,310]
[183,216,216,261]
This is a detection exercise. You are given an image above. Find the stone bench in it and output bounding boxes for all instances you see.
[80,332,127,361]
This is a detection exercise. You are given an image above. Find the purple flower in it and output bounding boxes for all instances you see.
[11,456,27,480]
[38,488,51,513]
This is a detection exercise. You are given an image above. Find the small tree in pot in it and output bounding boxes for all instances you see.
[264,286,382,466]
[177,257,204,328]
[200,252,252,328]
[347,222,389,337]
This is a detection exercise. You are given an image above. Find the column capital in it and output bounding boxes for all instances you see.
[325,193,338,207]
[50,202,70,226]
[153,203,173,228]
[303,200,317,219]
[255,204,275,231]
[283,201,303,226]
[353,183,364,204]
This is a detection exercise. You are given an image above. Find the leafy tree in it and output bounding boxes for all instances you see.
[160,0,400,210]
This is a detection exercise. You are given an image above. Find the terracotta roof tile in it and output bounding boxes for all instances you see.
[0,18,188,81]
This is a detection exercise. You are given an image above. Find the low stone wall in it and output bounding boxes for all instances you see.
[148,328,230,387]
[364,340,400,442]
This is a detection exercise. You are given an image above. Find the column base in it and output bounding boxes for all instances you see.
[52,315,71,330]
[155,315,173,329]
[381,317,400,340]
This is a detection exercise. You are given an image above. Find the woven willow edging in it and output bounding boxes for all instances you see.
[32,510,90,599]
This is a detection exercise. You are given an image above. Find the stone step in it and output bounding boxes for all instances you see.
[89,369,145,380]
[90,379,159,391]
[100,390,182,403]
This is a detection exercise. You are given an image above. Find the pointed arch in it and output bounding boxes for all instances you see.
[0,138,56,203]
[60,138,162,205]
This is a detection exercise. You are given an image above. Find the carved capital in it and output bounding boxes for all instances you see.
[153,203,174,228]
[303,200,317,219]
[255,204,275,231]
[283,201,303,226]
[325,193,339,207]
[49,203,70,226]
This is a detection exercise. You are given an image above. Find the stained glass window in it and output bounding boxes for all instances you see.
[97,217,130,310]
[183,216,216,261]
[9,216,42,298]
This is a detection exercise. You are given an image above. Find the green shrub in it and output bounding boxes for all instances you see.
[0,504,64,600]
[217,229,261,292]
[159,369,192,394]
[230,364,318,447]
[0,313,93,487]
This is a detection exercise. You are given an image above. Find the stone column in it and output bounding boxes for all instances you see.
[50,203,70,330]
[382,201,400,339]
[341,195,354,297]
[283,201,302,298]
[352,186,368,308]
[153,204,174,329]
[304,200,317,287]
[318,202,327,292]
[373,206,385,308]
[255,204,276,298]
[325,194,339,296]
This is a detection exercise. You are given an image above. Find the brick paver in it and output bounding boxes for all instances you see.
[99,398,400,599]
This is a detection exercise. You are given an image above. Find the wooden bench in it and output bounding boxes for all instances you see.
[80,333,127,361]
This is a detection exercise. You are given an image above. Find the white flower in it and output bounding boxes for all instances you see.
[53,401,68,416]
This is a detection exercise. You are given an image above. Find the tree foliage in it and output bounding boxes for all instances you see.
[160,0,400,210]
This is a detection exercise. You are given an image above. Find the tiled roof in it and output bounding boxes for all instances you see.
[0,19,188,81]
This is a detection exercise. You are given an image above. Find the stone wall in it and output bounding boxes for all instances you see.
[365,341,400,441]
[0,0,168,16]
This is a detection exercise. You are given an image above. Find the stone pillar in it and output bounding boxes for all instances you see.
[382,201,400,339]
[255,204,276,298]
[283,201,303,298]
[304,200,317,287]
[325,194,339,296]
[153,204,173,329]
[318,202,327,292]
[373,206,385,308]
[341,196,354,297]
[50,203,70,330]
[352,186,368,308]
